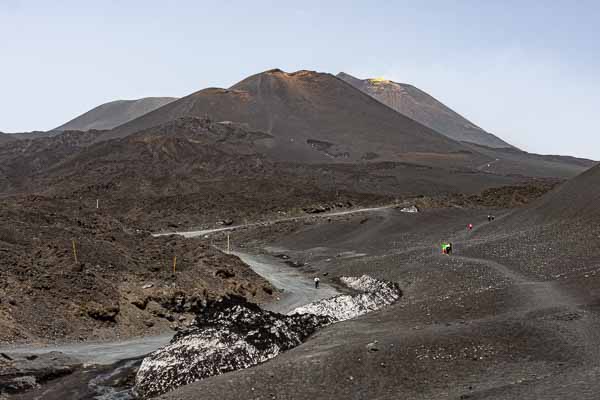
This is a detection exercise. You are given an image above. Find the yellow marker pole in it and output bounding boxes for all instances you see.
[72,240,78,264]
[173,256,177,274]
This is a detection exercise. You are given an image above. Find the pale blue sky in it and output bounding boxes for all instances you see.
[1,0,598,159]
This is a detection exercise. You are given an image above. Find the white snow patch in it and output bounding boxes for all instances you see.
[400,205,419,213]
[290,275,401,321]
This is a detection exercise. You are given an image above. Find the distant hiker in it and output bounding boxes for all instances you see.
[314,277,320,289]
[468,223,473,231]
[487,215,492,222]
[441,242,452,255]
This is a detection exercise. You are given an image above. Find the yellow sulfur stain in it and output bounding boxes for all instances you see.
[368,77,390,84]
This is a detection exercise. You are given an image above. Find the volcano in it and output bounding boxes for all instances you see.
[109,69,476,164]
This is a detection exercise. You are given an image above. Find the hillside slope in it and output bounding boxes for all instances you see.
[55,97,177,131]
[337,72,513,148]
[461,162,600,282]
[514,162,600,223]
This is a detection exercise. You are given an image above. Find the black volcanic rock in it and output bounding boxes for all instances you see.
[134,296,332,398]
[135,275,403,398]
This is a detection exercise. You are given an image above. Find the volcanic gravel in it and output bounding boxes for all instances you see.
[159,206,600,400]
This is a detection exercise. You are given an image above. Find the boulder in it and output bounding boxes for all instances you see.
[131,296,149,310]
[85,302,119,322]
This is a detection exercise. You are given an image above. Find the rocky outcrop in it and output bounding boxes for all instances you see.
[134,296,331,398]
[85,302,120,322]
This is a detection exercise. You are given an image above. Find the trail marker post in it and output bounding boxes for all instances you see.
[72,239,78,264]
[96,199,99,209]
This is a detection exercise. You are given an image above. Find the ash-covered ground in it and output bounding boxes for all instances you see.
[157,205,600,400]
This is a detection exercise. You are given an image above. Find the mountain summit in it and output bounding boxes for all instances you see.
[337,72,513,149]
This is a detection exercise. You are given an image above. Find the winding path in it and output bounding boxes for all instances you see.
[1,207,386,364]
[0,251,339,364]
[448,216,579,312]
[233,252,339,314]
[450,254,577,311]
[0,334,173,365]
[153,205,394,238]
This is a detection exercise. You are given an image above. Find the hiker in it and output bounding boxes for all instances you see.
[441,242,447,254]
[487,215,492,222]
[468,223,473,231]
[446,242,452,255]
[314,277,320,289]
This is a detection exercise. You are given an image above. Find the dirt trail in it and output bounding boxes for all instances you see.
[451,255,576,310]
[153,205,395,238]
[446,226,600,364]
[231,251,339,314]
[476,158,501,171]
[0,334,173,366]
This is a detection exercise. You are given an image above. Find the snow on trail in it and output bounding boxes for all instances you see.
[290,275,402,321]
